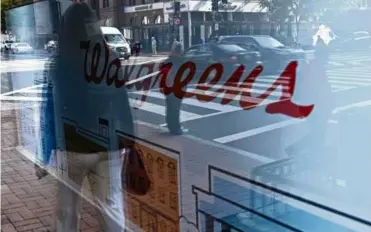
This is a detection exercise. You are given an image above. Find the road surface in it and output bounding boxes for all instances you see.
[2,50,371,160]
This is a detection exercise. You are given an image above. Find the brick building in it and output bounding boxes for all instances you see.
[89,0,371,52]
[114,0,268,51]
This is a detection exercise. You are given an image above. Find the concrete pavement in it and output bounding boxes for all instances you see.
[1,105,102,232]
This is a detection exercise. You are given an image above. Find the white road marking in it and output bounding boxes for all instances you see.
[136,120,275,164]
[125,71,160,86]
[328,61,344,66]
[188,86,283,100]
[214,119,302,144]
[20,88,48,93]
[331,86,354,92]
[329,80,370,86]
[327,76,371,82]
[332,99,371,114]
[213,99,371,144]
[131,90,240,112]
[131,57,167,65]
[129,98,200,121]
[0,96,44,101]
[1,84,45,96]
[200,81,290,90]
[158,108,241,127]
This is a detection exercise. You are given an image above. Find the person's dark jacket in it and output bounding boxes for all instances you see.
[39,3,135,168]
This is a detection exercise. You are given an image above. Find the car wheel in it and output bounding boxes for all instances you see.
[125,56,130,60]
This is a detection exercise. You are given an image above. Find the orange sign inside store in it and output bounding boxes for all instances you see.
[119,135,180,232]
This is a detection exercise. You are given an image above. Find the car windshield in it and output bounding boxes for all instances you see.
[216,44,246,52]
[253,36,285,48]
[104,34,126,44]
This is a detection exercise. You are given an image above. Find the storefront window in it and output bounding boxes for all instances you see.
[3,2,371,232]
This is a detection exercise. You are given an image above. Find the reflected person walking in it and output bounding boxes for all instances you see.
[39,3,135,231]
[286,34,335,157]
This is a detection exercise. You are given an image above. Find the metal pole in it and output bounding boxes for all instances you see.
[212,11,216,36]
[211,2,219,38]
[173,0,180,41]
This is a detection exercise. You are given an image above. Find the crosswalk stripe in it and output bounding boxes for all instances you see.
[262,73,371,80]
[129,98,200,121]
[196,84,290,98]
[0,96,44,101]
[331,86,353,92]
[328,61,344,66]
[1,84,45,96]
[327,73,371,79]
[328,79,370,86]
[327,76,371,82]
[20,88,48,93]
[214,119,302,144]
[187,87,279,104]
[259,73,371,87]
[330,85,356,92]
[131,90,240,112]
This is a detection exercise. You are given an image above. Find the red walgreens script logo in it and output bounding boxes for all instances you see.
[81,41,314,118]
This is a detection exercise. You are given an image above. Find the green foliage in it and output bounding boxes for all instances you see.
[259,0,358,24]
[259,0,358,40]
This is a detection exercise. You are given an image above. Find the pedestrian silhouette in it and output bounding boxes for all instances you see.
[36,2,142,231]
[165,40,187,135]
[286,34,334,157]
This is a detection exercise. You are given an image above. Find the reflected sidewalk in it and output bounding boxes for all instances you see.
[1,107,101,232]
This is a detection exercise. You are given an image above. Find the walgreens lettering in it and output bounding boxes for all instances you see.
[81,41,314,119]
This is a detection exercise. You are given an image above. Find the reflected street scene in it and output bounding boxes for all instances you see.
[1,0,371,231]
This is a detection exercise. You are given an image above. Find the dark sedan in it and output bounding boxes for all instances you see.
[218,35,306,74]
[161,43,262,83]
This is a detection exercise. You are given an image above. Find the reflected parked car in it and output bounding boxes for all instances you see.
[218,35,306,74]
[1,40,15,52]
[10,42,33,54]
[160,43,262,82]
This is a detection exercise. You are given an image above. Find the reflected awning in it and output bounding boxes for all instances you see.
[183,1,267,12]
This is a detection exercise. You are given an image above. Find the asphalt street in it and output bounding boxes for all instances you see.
[1,50,371,163]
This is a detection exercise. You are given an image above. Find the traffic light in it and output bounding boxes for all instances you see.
[174,1,180,15]
[212,0,218,12]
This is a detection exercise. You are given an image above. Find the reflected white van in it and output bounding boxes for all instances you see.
[101,27,131,60]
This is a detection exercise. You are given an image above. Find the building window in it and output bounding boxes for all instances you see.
[103,0,109,8]
[129,0,135,6]
[142,16,150,25]
[154,15,163,24]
